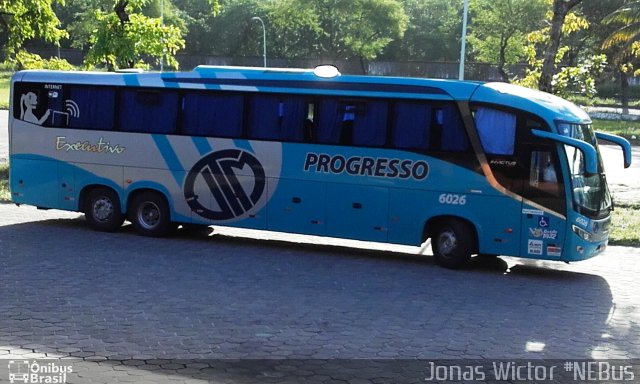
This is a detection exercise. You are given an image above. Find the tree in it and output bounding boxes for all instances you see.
[602,0,640,109]
[467,0,547,82]
[515,9,607,98]
[280,0,408,71]
[0,0,67,58]
[172,0,220,55]
[83,0,185,70]
[382,0,462,62]
[260,0,322,59]
[538,0,583,92]
[206,0,264,57]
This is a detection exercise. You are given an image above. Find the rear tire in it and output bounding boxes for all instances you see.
[129,192,174,237]
[84,188,124,232]
[431,219,476,269]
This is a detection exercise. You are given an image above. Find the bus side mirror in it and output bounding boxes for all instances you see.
[530,129,599,175]
[595,131,632,169]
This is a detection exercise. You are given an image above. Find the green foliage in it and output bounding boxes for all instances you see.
[383,0,462,61]
[171,0,221,55]
[515,8,606,98]
[0,163,8,203]
[602,0,640,52]
[0,71,10,109]
[205,0,264,57]
[552,54,608,98]
[0,0,68,57]
[261,0,322,59]
[84,2,185,70]
[467,0,548,81]
[206,0,406,64]
[273,0,408,63]
[13,51,75,70]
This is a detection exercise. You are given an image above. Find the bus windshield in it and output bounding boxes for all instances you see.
[559,123,612,219]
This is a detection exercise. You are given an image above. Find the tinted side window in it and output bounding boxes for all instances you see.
[248,94,309,141]
[474,107,516,155]
[352,101,387,146]
[67,86,115,130]
[119,89,178,134]
[392,102,432,150]
[436,104,469,152]
[182,92,243,137]
[316,99,388,146]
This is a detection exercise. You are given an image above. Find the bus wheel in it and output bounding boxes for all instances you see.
[129,192,174,237]
[85,188,124,232]
[431,219,475,269]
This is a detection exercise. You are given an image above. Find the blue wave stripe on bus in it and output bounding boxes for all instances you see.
[123,73,141,87]
[162,77,450,96]
[233,139,254,154]
[152,134,185,186]
[191,136,213,156]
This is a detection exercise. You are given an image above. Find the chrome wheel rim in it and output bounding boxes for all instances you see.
[93,197,115,223]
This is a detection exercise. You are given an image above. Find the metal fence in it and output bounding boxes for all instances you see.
[32,48,527,81]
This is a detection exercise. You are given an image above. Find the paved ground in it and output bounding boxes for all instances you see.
[1,204,640,383]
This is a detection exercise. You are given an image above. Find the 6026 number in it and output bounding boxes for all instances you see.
[438,193,467,205]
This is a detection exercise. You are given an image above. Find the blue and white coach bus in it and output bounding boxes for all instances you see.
[8,65,632,268]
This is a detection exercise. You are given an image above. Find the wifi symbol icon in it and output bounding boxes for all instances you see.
[65,100,80,118]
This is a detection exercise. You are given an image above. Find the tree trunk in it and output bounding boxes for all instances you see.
[620,69,629,115]
[358,57,368,75]
[538,0,582,93]
[498,35,510,83]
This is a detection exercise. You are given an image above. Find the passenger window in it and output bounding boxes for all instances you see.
[352,101,387,147]
[316,99,387,146]
[475,107,516,155]
[182,92,243,137]
[435,104,470,152]
[66,87,115,131]
[392,102,431,150]
[119,89,178,134]
[248,94,309,141]
[316,99,351,144]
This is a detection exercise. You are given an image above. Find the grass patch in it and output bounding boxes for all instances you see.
[0,163,9,202]
[609,203,640,247]
[568,95,640,108]
[591,119,640,143]
[0,71,11,110]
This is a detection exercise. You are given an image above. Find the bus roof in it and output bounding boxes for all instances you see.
[15,66,590,124]
[471,81,591,125]
[14,66,481,101]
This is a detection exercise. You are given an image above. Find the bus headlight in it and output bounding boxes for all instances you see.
[572,225,593,241]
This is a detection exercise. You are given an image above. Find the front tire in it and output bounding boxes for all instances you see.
[431,219,476,269]
[84,188,124,232]
[129,192,174,237]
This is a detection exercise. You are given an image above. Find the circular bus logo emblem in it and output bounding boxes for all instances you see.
[184,149,266,220]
